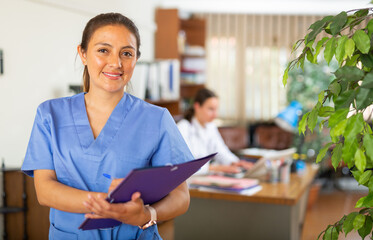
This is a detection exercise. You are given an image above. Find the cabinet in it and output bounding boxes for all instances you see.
[0,167,49,240]
[155,8,206,115]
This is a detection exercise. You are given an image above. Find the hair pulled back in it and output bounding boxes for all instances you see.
[184,88,217,122]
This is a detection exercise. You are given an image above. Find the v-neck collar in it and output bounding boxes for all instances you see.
[71,92,133,156]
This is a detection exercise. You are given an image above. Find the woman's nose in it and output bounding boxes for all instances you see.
[108,54,122,68]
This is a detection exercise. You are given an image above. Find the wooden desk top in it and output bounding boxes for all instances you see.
[189,164,319,206]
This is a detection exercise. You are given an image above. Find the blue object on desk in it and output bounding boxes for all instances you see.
[274,101,302,132]
[296,160,306,175]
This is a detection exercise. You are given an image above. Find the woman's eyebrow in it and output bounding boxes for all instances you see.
[94,42,135,50]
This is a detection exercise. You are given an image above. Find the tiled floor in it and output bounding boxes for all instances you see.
[302,189,367,240]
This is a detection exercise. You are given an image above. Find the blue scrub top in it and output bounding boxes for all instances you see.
[22,92,193,240]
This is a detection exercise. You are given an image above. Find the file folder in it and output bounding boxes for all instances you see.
[79,153,217,230]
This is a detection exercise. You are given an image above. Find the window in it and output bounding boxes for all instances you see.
[198,13,323,122]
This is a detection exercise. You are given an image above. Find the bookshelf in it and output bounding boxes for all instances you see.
[155,8,206,115]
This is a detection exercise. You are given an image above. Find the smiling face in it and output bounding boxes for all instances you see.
[78,24,138,94]
[194,97,219,125]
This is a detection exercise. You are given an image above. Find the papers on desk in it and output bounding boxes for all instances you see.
[189,175,262,196]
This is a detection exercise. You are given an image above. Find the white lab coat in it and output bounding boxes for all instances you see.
[177,117,239,175]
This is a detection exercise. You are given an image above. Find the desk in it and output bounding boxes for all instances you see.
[175,164,318,240]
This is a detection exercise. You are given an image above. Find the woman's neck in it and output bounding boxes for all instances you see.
[195,115,206,128]
[84,88,124,112]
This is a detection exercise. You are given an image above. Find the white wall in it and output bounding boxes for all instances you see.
[0,0,159,167]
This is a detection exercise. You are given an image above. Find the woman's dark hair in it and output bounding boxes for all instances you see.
[80,13,141,92]
[184,88,217,122]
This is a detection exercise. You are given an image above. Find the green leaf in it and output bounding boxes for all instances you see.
[324,38,337,64]
[358,215,372,239]
[331,143,343,170]
[299,56,305,71]
[291,39,303,53]
[356,194,373,208]
[335,36,348,64]
[334,65,365,82]
[308,16,333,44]
[343,212,359,236]
[323,226,338,240]
[356,196,367,208]
[344,113,364,141]
[364,134,373,161]
[342,138,358,167]
[355,148,367,173]
[306,49,315,63]
[319,106,334,117]
[314,37,329,63]
[362,193,373,207]
[368,175,373,192]
[328,81,341,96]
[330,11,347,36]
[316,142,333,163]
[367,18,373,37]
[306,40,314,49]
[355,9,369,18]
[353,214,366,230]
[364,122,373,135]
[328,108,349,128]
[318,91,325,103]
[308,102,321,133]
[283,68,289,86]
[345,54,360,66]
[353,30,371,54]
[356,88,373,110]
[358,170,372,185]
[299,112,310,135]
[330,119,347,141]
[352,170,362,183]
[360,54,373,68]
[334,90,356,110]
[344,38,355,58]
[361,72,373,88]
[319,120,325,132]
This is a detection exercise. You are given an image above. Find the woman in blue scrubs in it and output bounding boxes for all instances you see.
[22,13,193,240]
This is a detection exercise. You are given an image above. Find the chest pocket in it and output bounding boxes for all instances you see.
[53,153,102,190]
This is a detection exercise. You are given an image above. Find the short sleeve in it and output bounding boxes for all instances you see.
[21,105,55,177]
[151,110,193,167]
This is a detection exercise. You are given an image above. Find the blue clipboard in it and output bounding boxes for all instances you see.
[79,153,217,230]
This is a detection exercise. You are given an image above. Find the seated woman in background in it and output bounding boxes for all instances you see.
[177,88,253,175]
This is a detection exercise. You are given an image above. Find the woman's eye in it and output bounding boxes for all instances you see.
[122,51,133,57]
[98,49,108,53]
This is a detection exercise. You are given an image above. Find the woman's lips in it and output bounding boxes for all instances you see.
[103,72,123,80]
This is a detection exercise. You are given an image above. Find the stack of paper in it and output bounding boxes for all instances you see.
[189,175,262,195]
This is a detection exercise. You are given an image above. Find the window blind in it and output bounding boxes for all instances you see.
[197,13,324,122]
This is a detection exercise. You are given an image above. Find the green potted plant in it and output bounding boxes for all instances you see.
[283,3,373,239]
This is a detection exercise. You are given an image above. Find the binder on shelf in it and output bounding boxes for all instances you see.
[132,60,180,101]
[130,63,148,100]
[79,153,217,230]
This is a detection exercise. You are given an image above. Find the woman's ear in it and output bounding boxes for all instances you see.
[194,102,201,111]
[77,45,87,66]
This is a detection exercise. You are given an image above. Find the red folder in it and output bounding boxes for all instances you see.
[79,153,217,230]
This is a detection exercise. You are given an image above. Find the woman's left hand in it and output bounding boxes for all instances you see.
[233,160,254,170]
[83,192,150,226]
